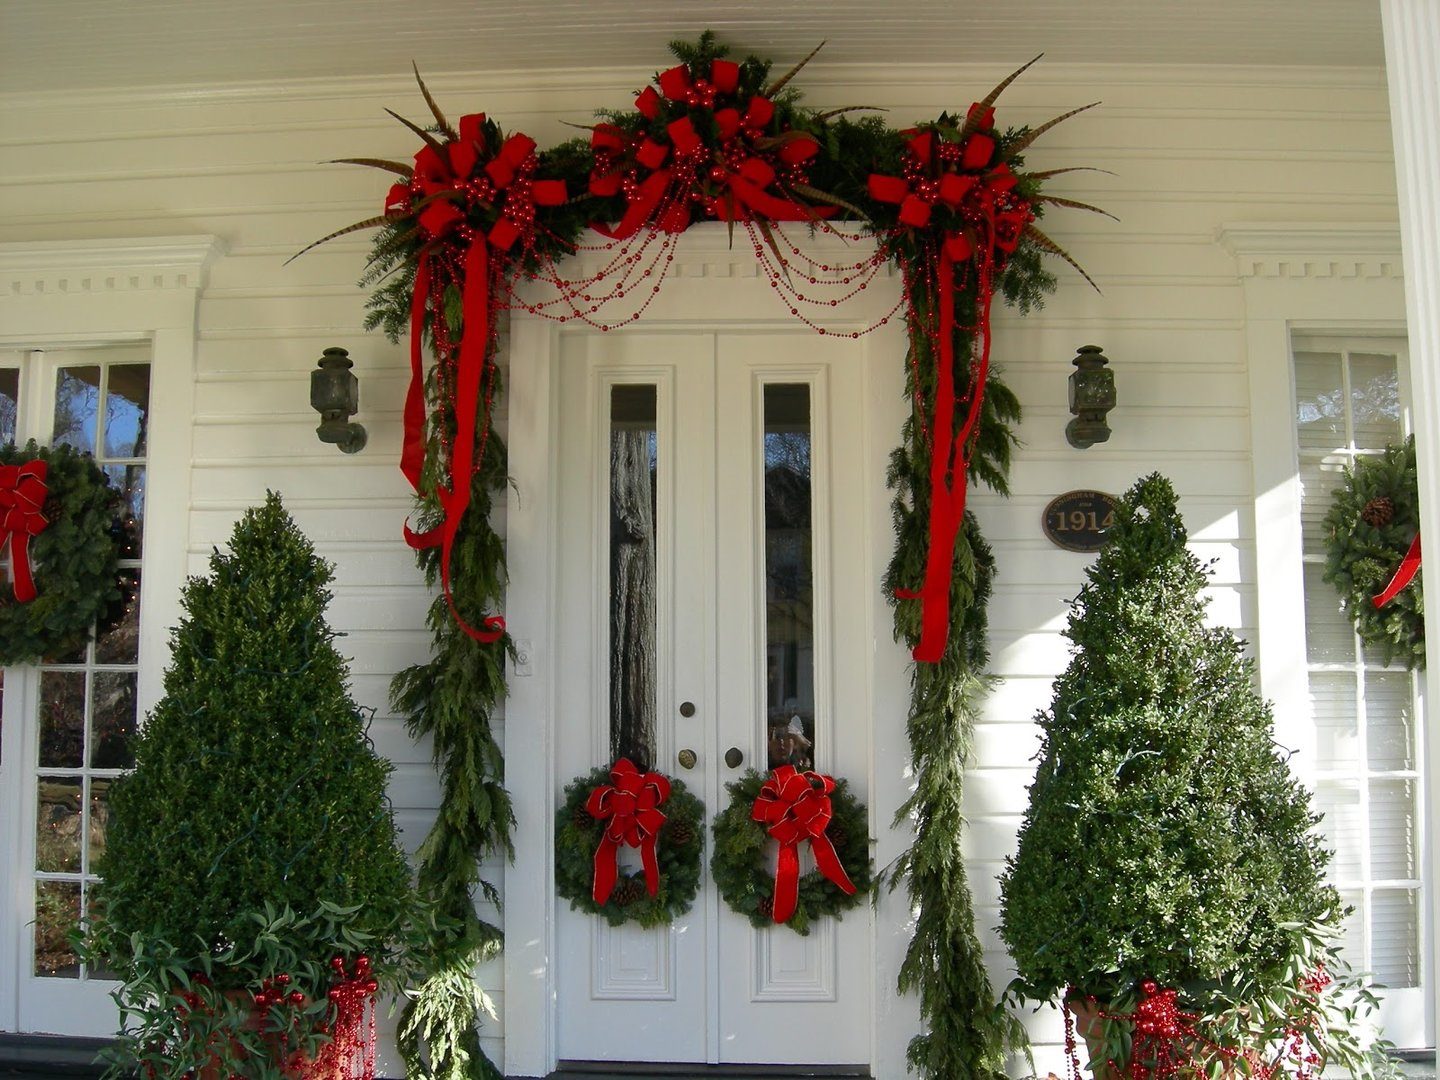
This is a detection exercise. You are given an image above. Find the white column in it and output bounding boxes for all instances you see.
[1380,0,1440,1050]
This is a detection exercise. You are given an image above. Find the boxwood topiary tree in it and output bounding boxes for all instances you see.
[999,473,1382,1078]
[91,492,414,1079]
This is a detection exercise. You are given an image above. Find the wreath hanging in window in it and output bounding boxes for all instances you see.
[0,441,122,666]
[555,759,706,928]
[1322,435,1424,669]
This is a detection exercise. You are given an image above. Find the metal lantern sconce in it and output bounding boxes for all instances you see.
[1066,344,1116,449]
[311,347,367,454]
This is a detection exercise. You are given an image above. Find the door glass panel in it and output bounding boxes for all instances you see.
[1348,353,1402,449]
[609,384,658,770]
[35,778,83,873]
[1293,351,1344,450]
[38,672,86,768]
[763,384,815,772]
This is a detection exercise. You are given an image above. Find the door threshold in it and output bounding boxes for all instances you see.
[551,1064,870,1080]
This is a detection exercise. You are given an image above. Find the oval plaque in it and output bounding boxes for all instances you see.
[1042,490,1119,553]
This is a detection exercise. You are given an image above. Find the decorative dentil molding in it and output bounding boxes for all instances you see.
[1217,222,1403,280]
[0,235,226,297]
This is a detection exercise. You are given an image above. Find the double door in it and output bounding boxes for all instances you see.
[553,329,873,1067]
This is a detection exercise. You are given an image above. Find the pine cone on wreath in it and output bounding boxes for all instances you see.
[756,894,774,919]
[571,803,597,831]
[827,829,847,854]
[611,876,645,907]
[664,820,695,848]
[1361,496,1395,528]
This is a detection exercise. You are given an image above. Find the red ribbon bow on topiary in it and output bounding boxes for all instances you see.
[750,765,856,923]
[0,461,50,603]
[586,758,671,905]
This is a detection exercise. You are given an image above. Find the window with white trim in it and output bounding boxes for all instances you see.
[1291,333,1429,1046]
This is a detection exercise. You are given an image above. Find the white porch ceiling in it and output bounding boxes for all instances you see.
[0,0,1384,95]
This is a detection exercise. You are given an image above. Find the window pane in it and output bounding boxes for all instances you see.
[1371,889,1420,987]
[1308,672,1357,771]
[1314,779,1361,881]
[763,385,815,772]
[1303,563,1353,663]
[1370,780,1416,880]
[95,568,141,665]
[104,364,151,458]
[35,777,82,873]
[88,777,112,868]
[1348,353,1401,450]
[34,881,82,978]
[1335,888,1365,967]
[1298,457,1346,557]
[90,671,137,770]
[104,464,145,559]
[53,366,101,453]
[0,367,19,445]
[609,384,657,771]
[1294,352,1345,450]
[1365,671,1415,772]
[38,671,87,768]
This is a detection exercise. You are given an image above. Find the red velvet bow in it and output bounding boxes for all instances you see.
[586,759,671,905]
[0,461,50,603]
[750,765,856,924]
[868,119,1035,663]
[395,120,564,645]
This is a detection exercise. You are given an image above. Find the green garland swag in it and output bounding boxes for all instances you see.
[1322,436,1424,669]
[555,764,705,928]
[710,769,874,936]
[0,441,121,666]
[332,31,1090,1080]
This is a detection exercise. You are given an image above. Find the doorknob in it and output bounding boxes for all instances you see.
[677,748,697,770]
[724,747,744,769]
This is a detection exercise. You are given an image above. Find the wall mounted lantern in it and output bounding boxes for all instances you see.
[1066,344,1116,449]
[311,346,367,454]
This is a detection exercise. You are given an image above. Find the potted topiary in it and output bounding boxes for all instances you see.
[86,493,416,1080]
[999,474,1388,1080]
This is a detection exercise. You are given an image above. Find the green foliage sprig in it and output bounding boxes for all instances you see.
[709,769,874,936]
[555,765,705,928]
[89,494,415,1079]
[1322,436,1424,669]
[0,441,121,665]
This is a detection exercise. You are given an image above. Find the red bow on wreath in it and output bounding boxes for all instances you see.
[750,765,856,924]
[1373,533,1422,609]
[0,461,50,603]
[586,758,671,905]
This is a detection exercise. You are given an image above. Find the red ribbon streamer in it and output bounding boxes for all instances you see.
[0,461,50,603]
[585,758,671,905]
[750,765,856,923]
[1373,533,1422,608]
[403,242,505,644]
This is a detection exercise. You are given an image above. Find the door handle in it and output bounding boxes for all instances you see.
[724,746,744,769]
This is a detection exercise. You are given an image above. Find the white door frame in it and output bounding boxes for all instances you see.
[503,223,918,1078]
[0,236,216,1035]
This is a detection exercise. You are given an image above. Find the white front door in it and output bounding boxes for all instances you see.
[552,326,874,1068]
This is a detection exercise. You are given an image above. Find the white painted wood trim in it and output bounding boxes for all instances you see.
[1381,0,1440,1050]
[502,313,560,1078]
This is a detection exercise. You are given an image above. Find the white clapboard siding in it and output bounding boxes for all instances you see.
[0,59,1395,1076]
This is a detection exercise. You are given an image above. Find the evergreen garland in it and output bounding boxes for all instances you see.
[555,765,706,928]
[1322,436,1424,669]
[0,441,121,665]
[709,769,874,935]
[323,33,1097,1078]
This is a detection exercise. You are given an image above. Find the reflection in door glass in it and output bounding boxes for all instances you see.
[763,384,815,772]
[609,385,658,771]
